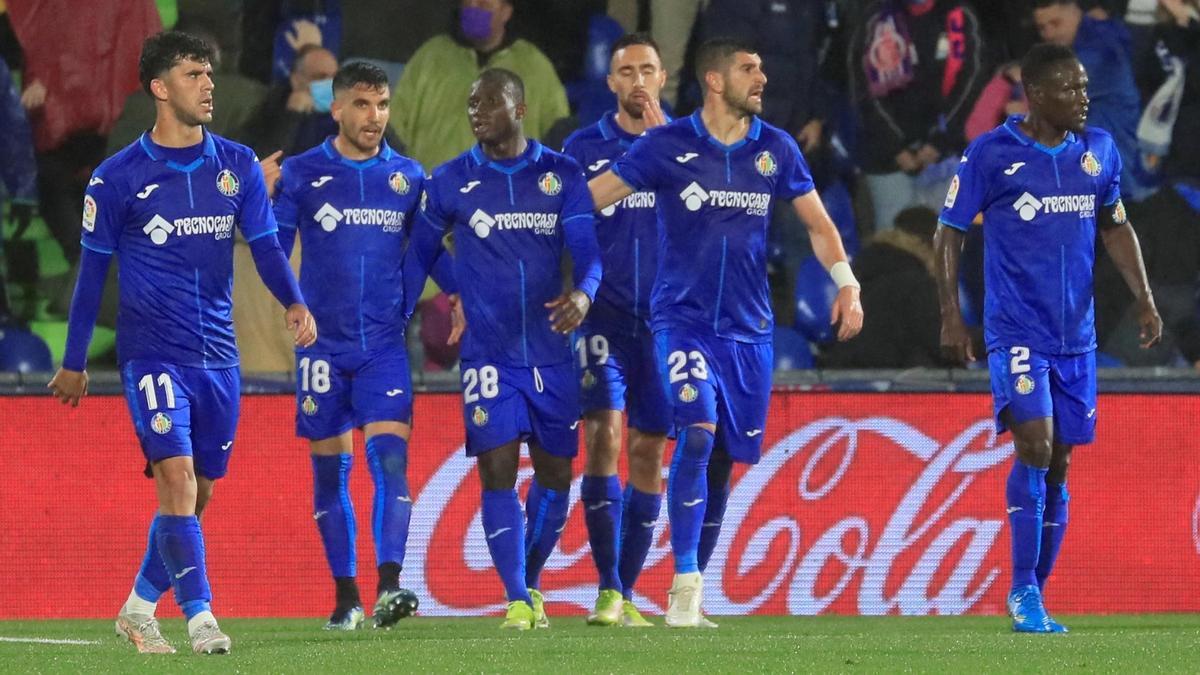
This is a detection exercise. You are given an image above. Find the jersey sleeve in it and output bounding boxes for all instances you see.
[80,173,126,254]
[1101,137,1122,207]
[776,133,816,201]
[417,172,452,234]
[560,162,602,300]
[938,139,990,232]
[237,156,280,242]
[273,158,301,230]
[611,131,665,192]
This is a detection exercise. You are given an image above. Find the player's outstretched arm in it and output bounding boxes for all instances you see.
[792,191,863,341]
[247,233,316,347]
[1099,209,1162,349]
[587,170,635,213]
[932,223,974,364]
[48,247,112,406]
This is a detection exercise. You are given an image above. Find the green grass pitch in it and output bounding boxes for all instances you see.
[2,615,1199,673]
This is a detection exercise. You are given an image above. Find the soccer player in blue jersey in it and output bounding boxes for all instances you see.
[273,61,441,631]
[587,38,864,628]
[561,33,671,628]
[407,68,602,631]
[935,43,1162,634]
[46,32,316,654]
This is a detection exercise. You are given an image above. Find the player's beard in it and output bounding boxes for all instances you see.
[345,125,382,155]
[170,98,211,128]
[722,87,761,119]
[619,91,647,120]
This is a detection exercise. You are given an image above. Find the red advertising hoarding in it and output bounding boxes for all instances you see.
[1,393,1197,618]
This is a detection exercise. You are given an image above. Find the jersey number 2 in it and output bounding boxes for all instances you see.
[1009,346,1031,374]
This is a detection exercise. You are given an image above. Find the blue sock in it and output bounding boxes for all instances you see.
[365,435,412,570]
[312,454,357,579]
[1036,481,1069,591]
[155,514,211,619]
[134,514,171,602]
[523,479,570,589]
[698,453,732,572]
[1006,460,1048,591]
[667,427,715,574]
[581,475,624,592]
[618,485,661,599]
[481,489,531,604]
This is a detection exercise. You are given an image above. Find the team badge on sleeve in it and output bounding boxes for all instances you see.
[1113,199,1128,225]
[216,170,240,196]
[1080,152,1102,177]
[389,172,411,195]
[82,195,97,232]
[678,383,698,403]
[754,151,777,177]
[538,172,562,196]
[944,175,960,208]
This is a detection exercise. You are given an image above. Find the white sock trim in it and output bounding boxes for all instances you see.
[187,611,217,636]
[123,588,157,617]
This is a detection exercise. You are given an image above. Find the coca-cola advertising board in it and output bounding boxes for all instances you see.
[1,393,1197,618]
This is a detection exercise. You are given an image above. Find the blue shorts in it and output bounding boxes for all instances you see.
[655,330,773,464]
[295,347,414,440]
[460,360,580,458]
[988,346,1097,445]
[578,319,671,434]
[121,360,240,480]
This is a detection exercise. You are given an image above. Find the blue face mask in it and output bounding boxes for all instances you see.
[310,78,334,113]
[460,6,493,41]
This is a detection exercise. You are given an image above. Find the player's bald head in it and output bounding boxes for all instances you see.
[474,68,525,105]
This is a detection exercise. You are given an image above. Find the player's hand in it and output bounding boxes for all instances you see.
[286,303,317,347]
[48,368,88,407]
[895,149,920,174]
[642,96,668,129]
[1136,298,1163,349]
[21,79,47,110]
[447,293,466,345]
[796,119,823,153]
[546,289,591,334]
[259,150,283,199]
[916,143,941,168]
[940,314,976,364]
[830,286,864,342]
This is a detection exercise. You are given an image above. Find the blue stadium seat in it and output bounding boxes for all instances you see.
[773,326,814,370]
[793,254,838,345]
[565,13,627,128]
[0,327,53,373]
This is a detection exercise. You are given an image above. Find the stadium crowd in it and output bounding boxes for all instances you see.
[1,0,1198,373]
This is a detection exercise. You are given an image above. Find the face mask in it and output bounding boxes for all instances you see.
[460,7,493,41]
[309,78,334,113]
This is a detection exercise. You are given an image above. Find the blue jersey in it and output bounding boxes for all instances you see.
[939,116,1123,355]
[273,139,425,354]
[612,111,814,343]
[82,131,278,368]
[416,141,601,367]
[563,113,658,334]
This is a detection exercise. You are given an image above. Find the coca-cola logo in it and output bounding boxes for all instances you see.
[405,415,1014,616]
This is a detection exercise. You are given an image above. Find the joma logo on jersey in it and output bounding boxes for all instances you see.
[1012,192,1096,222]
[679,181,770,216]
[143,213,234,245]
[599,191,655,217]
[468,208,558,238]
[313,203,405,233]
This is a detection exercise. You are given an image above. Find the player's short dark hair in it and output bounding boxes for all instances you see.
[139,31,216,96]
[611,32,661,58]
[332,61,389,94]
[694,37,757,87]
[1020,43,1079,89]
[476,68,525,104]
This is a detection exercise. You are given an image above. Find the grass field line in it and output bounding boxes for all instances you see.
[0,637,102,645]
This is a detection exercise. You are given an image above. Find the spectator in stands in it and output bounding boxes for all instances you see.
[241,44,339,160]
[107,21,267,155]
[850,0,986,233]
[1136,0,1199,183]
[965,63,1027,141]
[1033,0,1156,200]
[702,0,831,154]
[650,0,705,108]
[821,206,952,369]
[389,0,569,171]
[0,56,37,324]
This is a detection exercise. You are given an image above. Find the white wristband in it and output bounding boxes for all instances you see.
[829,261,860,289]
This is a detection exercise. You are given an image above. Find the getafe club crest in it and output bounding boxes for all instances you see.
[538,172,562,196]
[472,405,489,427]
[150,412,173,435]
[1015,374,1036,395]
[389,172,411,195]
[679,383,698,403]
[581,370,597,390]
[301,395,318,416]
[216,169,240,196]
[754,151,777,177]
[1080,151,1101,177]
